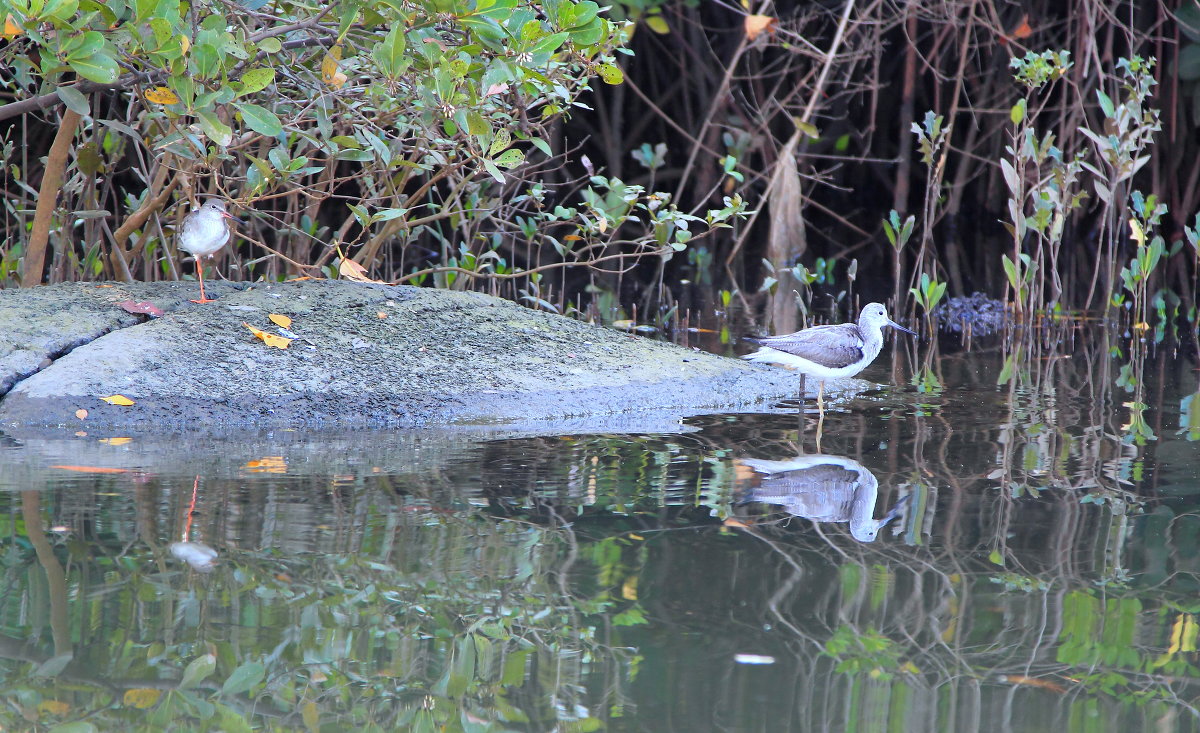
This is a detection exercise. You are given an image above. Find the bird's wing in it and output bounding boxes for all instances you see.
[749,323,864,369]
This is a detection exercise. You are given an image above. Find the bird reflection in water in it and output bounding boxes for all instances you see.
[738,455,908,543]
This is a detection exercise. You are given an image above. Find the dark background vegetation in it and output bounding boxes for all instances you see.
[1,0,1197,323]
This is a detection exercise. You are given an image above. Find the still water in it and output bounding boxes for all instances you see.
[0,324,1198,732]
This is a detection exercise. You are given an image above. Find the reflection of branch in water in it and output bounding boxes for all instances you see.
[21,490,70,657]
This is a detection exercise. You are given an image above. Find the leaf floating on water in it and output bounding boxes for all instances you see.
[51,465,130,474]
[269,313,292,329]
[75,409,88,420]
[243,322,292,349]
[244,456,287,474]
[101,394,135,406]
[123,688,162,709]
[99,437,133,446]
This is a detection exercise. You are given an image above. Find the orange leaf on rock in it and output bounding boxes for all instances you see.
[269,313,292,329]
[101,394,135,406]
[242,322,292,349]
[744,14,777,41]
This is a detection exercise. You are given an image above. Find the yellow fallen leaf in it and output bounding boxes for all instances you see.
[101,394,135,406]
[242,321,292,349]
[123,688,162,709]
[245,456,287,474]
[263,332,291,348]
[321,47,348,89]
[99,437,133,446]
[269,313,292,328]
[75,409,88,420]
[744,14,777,41]
[144,86,180,105]
[2,14,22,38]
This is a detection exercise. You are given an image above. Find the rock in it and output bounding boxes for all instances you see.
[0,280,805,430]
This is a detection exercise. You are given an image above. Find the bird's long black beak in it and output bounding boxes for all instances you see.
[888,319,917,336]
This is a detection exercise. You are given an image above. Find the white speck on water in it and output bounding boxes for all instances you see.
[734,654,776,665]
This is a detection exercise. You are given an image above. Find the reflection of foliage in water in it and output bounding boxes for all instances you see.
[0,490,628,731]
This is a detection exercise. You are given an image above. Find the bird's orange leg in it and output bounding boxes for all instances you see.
[190,259,216,304]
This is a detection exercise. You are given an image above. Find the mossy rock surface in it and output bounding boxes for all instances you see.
[0,280,803,431]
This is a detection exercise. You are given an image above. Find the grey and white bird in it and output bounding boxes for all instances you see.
[178,198,234,303]
[739,455,908,543]
[744,302,915,411]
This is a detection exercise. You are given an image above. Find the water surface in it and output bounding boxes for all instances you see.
[0,325,1198,731]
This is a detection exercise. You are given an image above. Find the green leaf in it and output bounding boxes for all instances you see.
[238,67,274,95]
[483,158,505,183]
[488,127,511,155]
[529,31,568,57]
[179,653,216,690]
[40,0,78,21]
[1001,254,1019,289]
[596,62,623,85]
[1009,98,1026,125]
[492,148,524,169]
[69,50,120,84]
[220,661,265,697]
[196,108,233,146]
[192,43,220,78]
[61,30,105,62]
[258,37,281,54]
[57,86,91,116]
[465,110,490,136]
[234,102,282,137]
[372,25,407,78]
